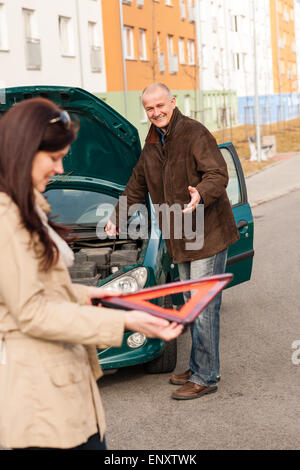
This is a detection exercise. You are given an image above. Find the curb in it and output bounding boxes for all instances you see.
[249,185,300,208]
[245,152,300,180]
[245,160,282,180]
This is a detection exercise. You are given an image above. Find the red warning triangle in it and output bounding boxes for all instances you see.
[99,273,233,324]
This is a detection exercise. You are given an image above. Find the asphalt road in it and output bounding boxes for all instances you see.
[100,189,300,450]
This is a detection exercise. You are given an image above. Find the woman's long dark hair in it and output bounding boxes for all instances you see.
[0,97,77,271]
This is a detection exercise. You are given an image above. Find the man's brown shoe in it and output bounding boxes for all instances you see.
[171,381,217,400]
[169,369,192,385]
[170,370,221,385]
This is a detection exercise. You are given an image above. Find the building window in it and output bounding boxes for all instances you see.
[232,15,238,32]
[232,52,240,71]
[242,53,249,72]
[140,97,148,123]
[124,25,135,59]
[178,37,185,64]
[212,16,218,33]
[157,33,165,73]
[188,0,195,22]
[88,21,100,47]
[23,9,41,69]
[138,28,147,60]
[180,0,186,19]
[88,21,102,72]
[122,0,132,5]
[201,44,208,69]
[187,39,195,65]
[283,7,289,22]
[167,34,174,57]
[278,36,284,49]
[23,8,38,40]
[277,1,282,14]
[59,16,75,56]
[184,95,191,117]
[167,35,178,74]
[165,0,172,6]
[0,3,8,50]
[156,32,160,57]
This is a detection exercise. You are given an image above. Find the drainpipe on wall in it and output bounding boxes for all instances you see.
[252,0,262,162]
[194,0,204,123]
[223,0,232,124]
[119,0,128,119]
[275,0,283,121]
[75,0,84,89]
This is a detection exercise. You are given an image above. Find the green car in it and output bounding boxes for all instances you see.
[0,86,254,373]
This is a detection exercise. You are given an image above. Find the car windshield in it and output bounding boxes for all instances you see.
[46,189,118,226]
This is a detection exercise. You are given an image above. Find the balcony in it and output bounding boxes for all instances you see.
[90,45,102,73]
[159,52,165,73]
[212,17,218,33]
[169,54,178,74]
[188,4,195,23]
[180,1,186,20]
[25,38,41,70]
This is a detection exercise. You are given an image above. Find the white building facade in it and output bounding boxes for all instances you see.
[0,0,106,93]
[195,0,274,126]
[295,0,300,93]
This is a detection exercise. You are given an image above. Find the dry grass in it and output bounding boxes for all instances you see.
[212,117,300,175]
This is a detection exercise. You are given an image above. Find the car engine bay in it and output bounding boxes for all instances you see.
[68,239,143,286]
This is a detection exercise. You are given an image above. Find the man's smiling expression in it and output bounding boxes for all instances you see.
[142,87,176,131]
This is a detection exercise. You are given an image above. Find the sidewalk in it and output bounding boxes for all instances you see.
[245,152,300,208]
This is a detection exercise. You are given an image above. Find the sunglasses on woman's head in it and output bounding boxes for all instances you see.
[49,110,72,130]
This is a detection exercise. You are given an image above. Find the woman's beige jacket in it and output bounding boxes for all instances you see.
[0,191,125,449]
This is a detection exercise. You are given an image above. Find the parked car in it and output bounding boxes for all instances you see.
[0,86,254,373]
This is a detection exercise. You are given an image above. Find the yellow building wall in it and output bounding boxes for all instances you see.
[102,0,198,93]
[270,0,298,94]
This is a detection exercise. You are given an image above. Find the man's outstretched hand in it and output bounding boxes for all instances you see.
[182,186,201,214]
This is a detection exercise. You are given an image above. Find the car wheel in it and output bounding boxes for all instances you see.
[144,294,177,374]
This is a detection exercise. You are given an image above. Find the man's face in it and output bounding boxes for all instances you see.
[142,88,176,129]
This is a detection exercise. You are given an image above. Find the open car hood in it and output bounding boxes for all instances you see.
[0,86,141,187]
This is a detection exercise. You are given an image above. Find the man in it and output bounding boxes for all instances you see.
[106,83,239,400]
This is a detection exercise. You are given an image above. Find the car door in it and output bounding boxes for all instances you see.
[219,143,254,287]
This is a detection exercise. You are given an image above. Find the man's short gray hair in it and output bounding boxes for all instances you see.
[142,83,173,100]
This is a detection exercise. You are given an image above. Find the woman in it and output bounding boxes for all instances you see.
[0,97,183,450]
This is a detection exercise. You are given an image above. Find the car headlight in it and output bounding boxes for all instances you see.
[103,267,148,293]
[127,333,147,349]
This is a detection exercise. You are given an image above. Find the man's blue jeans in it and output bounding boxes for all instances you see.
[177,249,228,387]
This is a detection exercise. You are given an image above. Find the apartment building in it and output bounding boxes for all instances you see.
[101,0,198,142]
[269,0,299,121]
[1,0,299,133]
[0,0,106,94]
[194,0,275,128]
[270,0,297,94]
[195,0,239,129]
[295,0,300,93]
[237,0,275,125]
